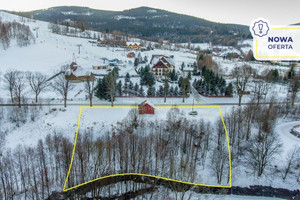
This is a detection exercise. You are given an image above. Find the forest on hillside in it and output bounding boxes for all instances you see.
[0,18,35,50]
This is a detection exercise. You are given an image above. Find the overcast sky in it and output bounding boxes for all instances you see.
[1,0,299,26]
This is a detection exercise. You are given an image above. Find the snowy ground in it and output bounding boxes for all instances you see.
[0,11,297,104]
[0,11,300,197]
[4,106,224,150]
[3,103,300,190]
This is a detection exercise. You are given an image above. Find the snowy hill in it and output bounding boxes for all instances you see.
[0,11,197,74]
[11,6,251,45]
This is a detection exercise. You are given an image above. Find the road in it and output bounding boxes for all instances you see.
[190,83,207,103]
[0,101,299,107]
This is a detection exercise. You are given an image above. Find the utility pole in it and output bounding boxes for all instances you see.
[77,44,82,54]
[33,27,39,38]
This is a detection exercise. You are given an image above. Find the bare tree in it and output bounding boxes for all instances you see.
[51,67,74,108]
[181,77,190,103]
[251,80,270,105]
[26,72,49,103]
[13,71,26,108]
[246,132,281,177]
[289,72,299,106]
[232,65,252,106]
[85,77,96,107]
[210,145,228,184]
[197,53,218,72]
[3,70,17,103]
[164,74,169,103]
[282,146,299,181]
[107,72,116,107]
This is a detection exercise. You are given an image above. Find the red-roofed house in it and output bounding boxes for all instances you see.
[138,100,155,114]
[152,57,175,77]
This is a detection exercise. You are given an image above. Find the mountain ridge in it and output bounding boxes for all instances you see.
[5,6,252,45]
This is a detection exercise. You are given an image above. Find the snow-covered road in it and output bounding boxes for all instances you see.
[275,121,300,157]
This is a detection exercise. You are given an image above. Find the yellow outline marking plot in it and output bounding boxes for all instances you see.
[63,106,232,192]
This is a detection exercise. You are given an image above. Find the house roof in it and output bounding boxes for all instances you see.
[160,57,174,68]
[152,57,174,69]
[140,100,155,108]
[66,65,93,77]
[126,42,141,46]
[150,55,175,66]
[152,60,169,69]
[70,62,79,68]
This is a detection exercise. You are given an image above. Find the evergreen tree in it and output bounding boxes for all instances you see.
[138,52,142,63]
[144,56,148,63]
[192,79,197,88]
[102,77,109,100]
[169,69,178,81]
[188,71,192,80]
[181,62,185,71]
[145,72,156,87]
[134,82,139,93]
[178,76,183,88]
[169,86,174,96]
[193,63,198,75]
[203,83,208,95]
[147,86,156,96]
[225,83,233,96]
[138,86,145,97]
[202,66,207,76]
[117,80,122,96]
[123,81,128,95]
[134,58,139,67]
[211,82,217,96]
[144,65,150,73]
[125,72,130,82]
[113,67,119,78]
[95,78,103,99]
[95,76,109,100]
[157,85,164,97]
[140,65,155,86]
[268,69,280,82]
[129,81,134,91]
[174,86,179,96]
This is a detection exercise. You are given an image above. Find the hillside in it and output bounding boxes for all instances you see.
[0,10,300,200]
[9,6,251,45]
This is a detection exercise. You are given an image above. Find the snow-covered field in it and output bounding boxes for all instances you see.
[2,103,300,188]
[0,10,299,199]
[0,11,296,103]
[4,106,223,150]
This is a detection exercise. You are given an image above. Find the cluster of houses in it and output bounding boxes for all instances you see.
[65,54,178,83]
[65,42,182,85]
[93,58,126,70]
[63,54,177,116]
[89,40,143,50]
[125,42,142,50]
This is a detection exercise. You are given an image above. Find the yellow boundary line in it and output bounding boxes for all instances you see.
[62,106,232,192]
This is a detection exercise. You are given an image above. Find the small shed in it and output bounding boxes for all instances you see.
[138,100,155,115]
